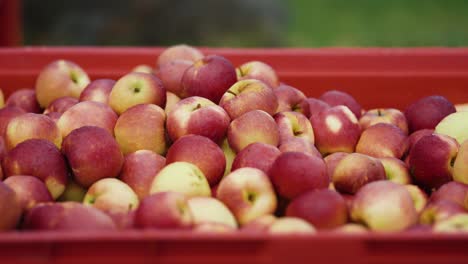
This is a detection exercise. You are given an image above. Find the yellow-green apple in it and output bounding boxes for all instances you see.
[119,150,166,200]
[166,135,225,186]
[430,181,468,208]
[0,106,25,138]
[135,191,193,229]
[23,202,116,230]
[273,84,307,114]
[221,138,236,176]
[0,181,22,231]
[286,189,348,230]
[404,184,428,214]
[433,213,468,233]
[5,89,41,113]
[79,79,115,105]
[453,140,468,184]
[4,175,53,212]
[217,167,277,225]
[351,181,418,232]
[3,139,68,199]
[131,64,153,74]
[228,110,280,153]
[150,161,211,197]
[236,61,279,89]
[62,126,124,188]
[405,95,456,133]
[193,222,236,233]
[114,103,166,155]
[332,223,368,234]
[379,157,412,184]
[319,90,362,119]
[231,142,280,174]
[241,214,277,233]
[109,72,166,115]
[420,200,466,225]
[268,217,316,234]
[356,123,408,159]
[187,196,238,228]
[165,91,181,114]
[58,178,87,202]
[180,55,237,103]
[302,97,330,119]
[274,111,314,145]
[332,153,386,194]
[43,96,79,114]
[5,113,62,150]
[219,79,278,120]
[167,96,230,144]
[324,152,349,180]
[436,111,468,145]
[156,44,203,69]
[310,105,361,155]
[154,59,192,97]
[270,152,328,199]
[278,138,321,158]
[35,60,90,108]
[359,108,408,135]
[408,134,459,190]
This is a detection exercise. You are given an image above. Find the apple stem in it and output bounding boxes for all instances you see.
[377,109,382,116]
[227,90,237,96]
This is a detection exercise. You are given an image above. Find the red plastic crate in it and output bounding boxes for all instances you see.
[0,47,467,264]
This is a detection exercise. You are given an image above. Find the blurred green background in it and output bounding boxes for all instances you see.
[23,0,468,47]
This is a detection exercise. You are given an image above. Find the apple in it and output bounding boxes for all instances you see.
[430,181,468,208]
[187,196,238,228]
[323,152,349,180]
[332,223,368,234]
[166,135,226,186]
[154,59,192,97]
[44,96,79,114]
[359,108,408,135]
[278,137,321,158]
[241,214,277,233]
[4,175,53,212]
[404,184,428,214]
[433,214,468,233]
[455,103,468,112]
[193,222,236,233]
[356,123,408,159]
[0,106,26,138]
[420,200,466,225]
[109,72,166,115]
[404,95,456,133]
[119,150,166,200]
[217,167,277,225]
[3,139,68,199]
[319,90,362,119]
[165,91,181,114]
[35,60,90,108]
[0,181,22,231]
[236,61,279,89]
[231,142,281,174]
[44,112,62,123]
[5,89,41,113]
[270,151,329,200]
[167,96,230,144]
[310,105,361,155]
[301,97,330,119]
[180,55,237,103]
[0,89,3,107]
[332,153,386,195]
[114,103,167,155]
[351,181,418,232]
[62,126,124,188]
[79,79,115,105]
[156,44,203,69]
[227,110,280,153]
[435,111,468,145]
[379,157,412,185]
[58,178,87,202]
[451,140,468,184]
[408,134,459,190]
[149,161,211,197]
[57,101,118,138]
[273,84,307,114]
[405,129,434,157]
[268,217,316,234]
[275,111,314,145]
[131,64,153,74]
[221,138,236,176]
[219,79,278,120]
[286,189,348,230]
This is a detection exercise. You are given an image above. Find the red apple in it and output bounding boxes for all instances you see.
[323,152,349,181]
[241,214,277,233]
[275,111,314,145]
[79,79,115,105]
[430,181,468,208]
[4,175,53,212]
[319,90,362,119]
[278,137,321,158]
[301,97,330,118]
[379,157,412,185]
[236,61,279,89]
[404,95,456,133]
[359,108,408,135]
[156,44,203,69]
[420,200,466,224]
[0,106,26,138]
[5,89,41,113]
[405,129,434,156]
[356,123,408,159]
[44,96,79,114]
[273,84,307,114]
[231,142,281,174]
[154,59,192,97]
[0,181,22,231]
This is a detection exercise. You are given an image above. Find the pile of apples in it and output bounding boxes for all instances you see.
[0,44,467,234]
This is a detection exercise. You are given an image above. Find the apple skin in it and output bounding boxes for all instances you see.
[0,106,26,138]
[109,72,166,115]
[332,223,368,234]
[79,79,115,105]
[187,196,238,228]
[219,79,278,120]
[286,189,348,230]
[62,126,124,188]
[23,202,116,231]
[270,151,329,200]
[4,175,53,212]
[154,59,192,98]
[430,181,468,208]
[236,61,279,89]
[408,134,459,190]
[436,111,468,146]
[433,213,468,233]
[166,135,226,187]
[319,90,362,119]
[332,153,386,195]
[167,96,230,144]
[404,184,428,214]
[452,140,468,184]
[156,44,203,69]
[180,55,237,103]
[275,111,314,145]
[310,105,361,155]
[404,95,456,133]
[273,84,307,114]
[228,110,280,153]
[405,129,434,156]
[379,157,412,185]
[221,138,236,177]
[301,97,330,119]
[241,214,277,233]
[278,138,321,158]
[359,108,408,135]
[114,103,167,155]
[35,60,90,108]
[356,123,408,159]
[3,139,68,199]
[324,152,349,181]
[5,89,41,113]
[150,161,211,197]
[420,200,466,225]
[132,64,153,74]
[44,96,79,114]
[231,142,281,175]
[165,91,181,114]
[268,217,316,234]
[0,181,22,231]
[351,181,418,232]
[217,167,277,225]
[119,150,166,200]
[57,178,87,202]
[57,101,118,138]
[5,113,62,150]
